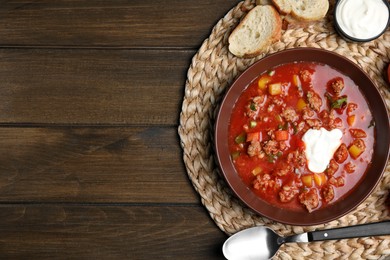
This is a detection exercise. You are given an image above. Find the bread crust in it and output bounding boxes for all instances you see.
[271,0,329,22]
[272,0,292,15]
[229,1,328,58]
[228,5,282,58]
[291,0,329,21]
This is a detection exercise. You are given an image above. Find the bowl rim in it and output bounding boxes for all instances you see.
[334,0,390,42]
[214,47,390,226]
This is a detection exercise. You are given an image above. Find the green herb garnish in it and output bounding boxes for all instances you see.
[325,93,348,109]
[234,133,246,144]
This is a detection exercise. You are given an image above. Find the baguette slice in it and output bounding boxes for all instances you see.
[256,0,273,5]
[271,0,292,15]
[272,0,329,22]
[228,5,282,58]
[291,0,329,21]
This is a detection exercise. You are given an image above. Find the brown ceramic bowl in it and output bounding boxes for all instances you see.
[214,48,390,226]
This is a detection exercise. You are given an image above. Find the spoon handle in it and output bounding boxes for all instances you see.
[308,220,390,242]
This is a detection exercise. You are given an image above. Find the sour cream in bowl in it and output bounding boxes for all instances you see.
[334,0,390,42]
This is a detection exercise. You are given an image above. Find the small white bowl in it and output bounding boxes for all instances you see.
[334,0,390,42]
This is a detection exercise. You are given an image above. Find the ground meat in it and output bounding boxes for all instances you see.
[279,184,300,203]
[329,78,344,95]
[282,107,299,122]
[329,176,345,187]
[246,96,265,118]
[306,90,322,112]
[278,141,287,151]
[300,70,312,82]
[302,107,315,120]
[246,105,257,118]
[344,162,356,174]
[318,110,341,129]
[319,110,330,127]
[322,185,335,203]
[247,141,262,158]
[299,188,319,212]
[334,143,348,163]
[349,129,367,138]
[325,159,339,177]
[295,121,307,133]
[253,95,265,105]
[274,162,292,177]
[253,174,279,193]
[287,150,306,167]
[328,117,343,129]
[267,130,275,139]
[305,119,322,129]
[267,104,275,113]
[347,103,358,115]
[272,96,285,107]
[263,140,279,155]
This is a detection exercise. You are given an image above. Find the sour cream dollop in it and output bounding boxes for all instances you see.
[335,0,389,40]
[302,128,343,173]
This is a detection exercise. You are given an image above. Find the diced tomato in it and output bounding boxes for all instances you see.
[346,103,357,115]
[349,128,367,138]
[275,130,289,141]
[246,132,261,142]
[297,139,306,150]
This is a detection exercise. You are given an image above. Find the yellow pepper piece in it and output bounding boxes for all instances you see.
[258,76,271,90]
[268,83,282,95]
[296,98,307,111]
[347,115,356,126]
[251,166,263,176]
[314,173,327,187]
[301,174,313,187]
[348,144,363,159]
[293,74,301,87]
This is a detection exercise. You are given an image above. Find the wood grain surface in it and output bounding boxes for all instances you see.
[0,0,243,258]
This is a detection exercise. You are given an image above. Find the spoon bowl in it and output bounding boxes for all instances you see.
[222,226,280,259]
[223,221,390,260]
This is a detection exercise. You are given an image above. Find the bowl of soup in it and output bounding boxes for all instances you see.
[214,48,390,225]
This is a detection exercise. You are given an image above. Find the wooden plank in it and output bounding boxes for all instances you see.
[0,49,192,125]
[0,126,199,204]
[0,204,226,259]
[0,0,241,48]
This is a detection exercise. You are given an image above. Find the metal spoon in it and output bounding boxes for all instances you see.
[223,220,390,260]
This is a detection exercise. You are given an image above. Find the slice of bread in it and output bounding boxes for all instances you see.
[256,0,273,5]
[228,5,282,58]
[272,0,292,15]
[291,0,329,21]
[272,0,329,22]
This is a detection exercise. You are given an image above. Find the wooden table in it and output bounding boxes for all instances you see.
[0,1,245,259]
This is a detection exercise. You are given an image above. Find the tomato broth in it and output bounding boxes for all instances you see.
[228,62,374,212]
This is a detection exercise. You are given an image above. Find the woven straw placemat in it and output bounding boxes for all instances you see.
[178,0,390,259]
